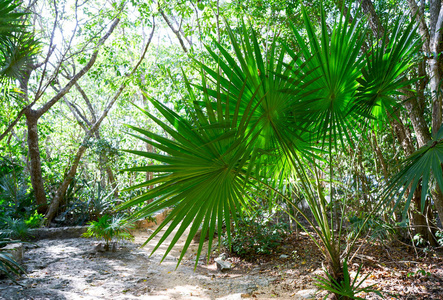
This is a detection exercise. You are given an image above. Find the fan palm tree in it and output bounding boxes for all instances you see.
[120,4,420,299]
[0,0,38,81]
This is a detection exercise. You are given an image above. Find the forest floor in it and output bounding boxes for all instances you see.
[1,224,443,300]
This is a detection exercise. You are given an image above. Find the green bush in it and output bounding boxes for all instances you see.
[223,210,288,256]
[314,260,383,299]
[0,157,38,224]
[347,214,396,243]
[82,215,134,250]
[0,216,30,240]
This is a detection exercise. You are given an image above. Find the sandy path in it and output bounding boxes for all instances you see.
[0,223,313,300]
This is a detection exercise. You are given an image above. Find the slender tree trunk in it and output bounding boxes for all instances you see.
[428,3,443,230]
[45,144,88,223]
[357,146,370,210]
[106,166,118,198]
[432,189,443,228]
[25,109,48,213]
[411,187,436,246]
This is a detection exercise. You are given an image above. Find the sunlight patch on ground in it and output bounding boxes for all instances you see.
[45,245,80,255]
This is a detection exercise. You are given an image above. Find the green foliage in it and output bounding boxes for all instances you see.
[85,182,115,218]
[223,210,288,256]
[347,214,396,242]
[82,215,134,250]
[412,233,426,247]
[86,138,122,166]
[24,211,44,228]
[314,260,383,300]
[0,157,37,227]
[384,124,443,217]
[120,5,420,299]
[0,238,26,282]
[56,180,116,226]
[0,0,40,80]
[0,216,30,240]
[407,268,431,278]
[436,230,443,247]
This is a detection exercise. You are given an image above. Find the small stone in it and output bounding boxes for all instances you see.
[296,288,318,299]
[279,254,289,259]
[218,253,228,260]
[215,258,232,271]
[2,243,24,263]
[146,270,160,276]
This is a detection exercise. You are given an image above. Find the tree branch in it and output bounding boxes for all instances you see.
[35,17,120,118]
[75,83,97,124]
[45,18,156,224]
[159,5,188,53]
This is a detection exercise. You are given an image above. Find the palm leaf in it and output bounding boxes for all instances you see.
[119,79,261,267]
[383,124,443,217]
[355,14,421,129]
[287,5,367,148]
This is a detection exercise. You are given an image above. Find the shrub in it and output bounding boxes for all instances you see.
[82,215,134,250]
[223,210,288,256]
[347,214,396,243]
[0,216,30,240]
[315,260,383,299]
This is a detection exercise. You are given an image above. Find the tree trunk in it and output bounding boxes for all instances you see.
[106,166,118,198]
[326,247,350,300]
[431,189,443,228]
[25,109,48,213]
[411,186,437,246]
[45,144,88,223]
[357,146,370,211]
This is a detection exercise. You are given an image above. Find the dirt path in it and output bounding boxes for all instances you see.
[0,224,317,300]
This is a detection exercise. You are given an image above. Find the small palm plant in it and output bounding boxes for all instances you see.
[314,260,383,299]
[82,215,134,251]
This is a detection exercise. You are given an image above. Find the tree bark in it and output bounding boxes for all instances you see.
[25,109,48,213]
[430,4,443,136]
[402,89,432,147]
[411,187,436,246]
[359,0,384,37]
[159,6,188,53]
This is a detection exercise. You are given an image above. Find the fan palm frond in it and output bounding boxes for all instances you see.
[118,76,262,266]
[384,124,443,216]
[355,15,421,129]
